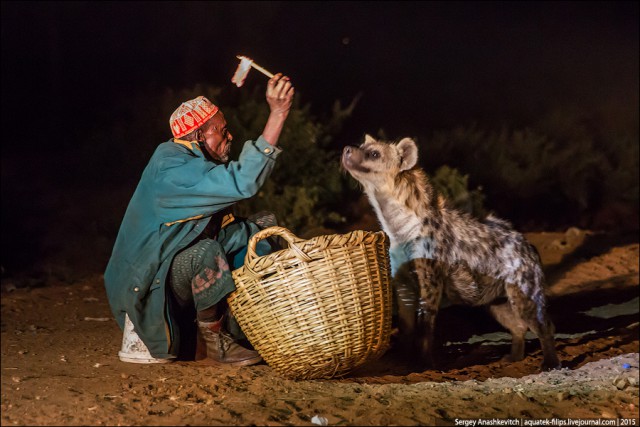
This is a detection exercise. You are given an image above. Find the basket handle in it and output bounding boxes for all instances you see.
[245,226,313,270]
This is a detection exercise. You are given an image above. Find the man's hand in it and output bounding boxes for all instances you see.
[266,73,294,116]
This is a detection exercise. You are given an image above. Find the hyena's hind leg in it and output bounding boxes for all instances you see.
[488,301,529,362]
[505,284,561,371]
[413,258,444,368]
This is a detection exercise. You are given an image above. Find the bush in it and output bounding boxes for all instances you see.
[430,165,486,218]
[419,109,639,229]
[220,86,361,236]
[94,89,637,232]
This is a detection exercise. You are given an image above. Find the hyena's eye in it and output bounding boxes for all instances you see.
[366,150,381,160]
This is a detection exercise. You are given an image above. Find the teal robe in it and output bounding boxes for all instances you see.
[104,137,280,359]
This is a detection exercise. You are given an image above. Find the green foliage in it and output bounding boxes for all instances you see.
[419,108,639,228]
[91,83,637,237]
[430,165,486,218]
[222,87,359,235]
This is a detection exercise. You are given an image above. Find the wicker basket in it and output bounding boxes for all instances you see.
[227,226,392,380]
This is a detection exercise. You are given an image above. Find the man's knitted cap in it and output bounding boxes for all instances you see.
[169,96,219,138]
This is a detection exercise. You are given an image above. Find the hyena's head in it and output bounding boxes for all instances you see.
[341,134,419,190]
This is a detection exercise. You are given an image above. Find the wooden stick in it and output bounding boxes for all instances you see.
[236,55,274,78]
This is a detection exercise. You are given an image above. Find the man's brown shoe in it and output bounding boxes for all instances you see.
[197,319,262,367]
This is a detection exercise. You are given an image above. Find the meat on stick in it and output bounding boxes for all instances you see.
[231,55,275,87]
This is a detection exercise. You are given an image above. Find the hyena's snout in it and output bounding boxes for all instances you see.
[341,146,366,173]
[342,145,356,162]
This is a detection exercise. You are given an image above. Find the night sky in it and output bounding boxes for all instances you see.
[1,1,638,276]
[2,1,638,147]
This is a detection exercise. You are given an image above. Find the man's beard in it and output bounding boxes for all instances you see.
[218,144,231,163]
[203,142,231,163]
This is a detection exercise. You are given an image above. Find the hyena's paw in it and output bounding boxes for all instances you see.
[415,337,437,369]
[541,357,562,371]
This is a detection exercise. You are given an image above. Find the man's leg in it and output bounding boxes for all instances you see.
[168,238,262,366]
[217,215,276,270]
[216,215,279,339]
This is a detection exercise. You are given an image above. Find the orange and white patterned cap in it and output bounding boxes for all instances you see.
[169,96,219,138]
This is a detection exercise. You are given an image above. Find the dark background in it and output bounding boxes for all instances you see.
[1,1,638,279]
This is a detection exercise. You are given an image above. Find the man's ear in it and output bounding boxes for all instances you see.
[397,137,418,171]
[364,134,376,144]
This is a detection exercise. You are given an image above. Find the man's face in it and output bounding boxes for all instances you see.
[200,112,233,163]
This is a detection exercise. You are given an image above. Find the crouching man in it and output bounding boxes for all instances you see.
[104,73,294,366]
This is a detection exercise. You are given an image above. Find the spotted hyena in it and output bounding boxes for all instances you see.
[341,135,560,371]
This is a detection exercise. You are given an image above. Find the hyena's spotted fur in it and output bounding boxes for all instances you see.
[341,135,560,371]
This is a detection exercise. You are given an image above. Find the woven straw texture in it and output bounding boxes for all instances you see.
[227,226,392,380]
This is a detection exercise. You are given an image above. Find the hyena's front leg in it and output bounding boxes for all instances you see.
[392,263,419,349]
[413,258,443,367]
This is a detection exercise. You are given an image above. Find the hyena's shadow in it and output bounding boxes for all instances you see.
[349,304,514,377]
[351,279,638,377]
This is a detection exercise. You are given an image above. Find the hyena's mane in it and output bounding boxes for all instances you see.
[393,167,439,217]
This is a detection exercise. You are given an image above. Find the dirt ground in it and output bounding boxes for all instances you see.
[1,227,639,426]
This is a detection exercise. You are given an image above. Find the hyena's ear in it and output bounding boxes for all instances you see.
[397,137,418,171]
[364,134,376,144]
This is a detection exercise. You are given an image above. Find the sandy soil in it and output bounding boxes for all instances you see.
[1,227,638,426]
